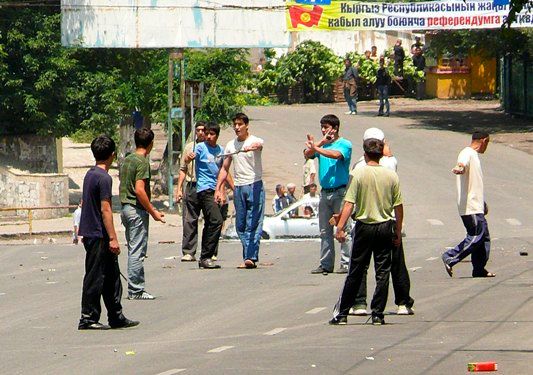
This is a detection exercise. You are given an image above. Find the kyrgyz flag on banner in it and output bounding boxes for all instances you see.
[288,5,324,28]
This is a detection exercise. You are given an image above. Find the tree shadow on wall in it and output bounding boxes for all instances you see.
[393,105,533,134]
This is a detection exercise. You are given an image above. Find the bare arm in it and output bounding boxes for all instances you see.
[175,169,186,202]
[101,199,120,255]
[135,179,165,222]
[335,201,354,243]
[452,162,465,174]
[225,172,235,191]
[305,133,344,160]
[393,204,403,247]
[215,156,232,203]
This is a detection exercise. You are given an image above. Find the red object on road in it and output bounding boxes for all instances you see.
[467,362,498,372]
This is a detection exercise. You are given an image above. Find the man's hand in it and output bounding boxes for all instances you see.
[243,142,262,152]
[175,189,183,203]
[335,228,347,243]
[151,209,166,223]
[322,128,334,144]
[452,163,465,174]
[329,214,340,226]
[393,232,401,248]
[305,134,317,151]
[109,238,120,255]
[215,190,226,205]
[185,151,196,163]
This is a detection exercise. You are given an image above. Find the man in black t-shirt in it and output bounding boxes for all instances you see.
[78,135,139,330]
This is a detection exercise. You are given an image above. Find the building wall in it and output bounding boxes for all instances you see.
[0,166,69,219]
[0,134,59,173]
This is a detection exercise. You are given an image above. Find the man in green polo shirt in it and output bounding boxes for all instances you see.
[329,138,403,326]
[120,128,165,300]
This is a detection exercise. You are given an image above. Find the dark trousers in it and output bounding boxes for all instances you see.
[394,59,404,77]
[214,203,229,257]
[333,221,394,320]
[182,182,201,256]
[79,238,125,326]
[442,214,491,277]
[353,241,414,308]
[197,189,223,260]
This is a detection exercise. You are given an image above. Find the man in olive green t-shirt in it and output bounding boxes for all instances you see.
[329,138,403,326]
[119,128,165,300]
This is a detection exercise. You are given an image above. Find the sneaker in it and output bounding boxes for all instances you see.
[78,322,110,330]
[442,257,453,277]
[371,316,385,325]
[181,254,196,262]
[349,307,368,316]
[344,111,353,115]
[397,305,414,315]
[336,266,348,274]
[329,316,347,325]
[199,258,221,269]
[211,255,218,261]
[128,291,156,300]
[350,111,357,115]
[311,266,332,275]
[110,318,140,329]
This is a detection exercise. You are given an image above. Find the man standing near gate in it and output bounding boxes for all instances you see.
[342,58,358,115]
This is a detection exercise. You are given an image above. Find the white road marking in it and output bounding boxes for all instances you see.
[46,281,57,284]
[506,218,522,226]
[164,256,177,260]
[155,369,186,375]
[0,293,6,296]
[207,346,234,353]
[306,307,327,314]
[264,328,287,336]
[409,267,422,272]
[427,219,444,226]
[425,257,439,261]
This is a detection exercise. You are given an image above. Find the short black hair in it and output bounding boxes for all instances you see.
[91,135,115,162]
[320,114,340,129]
[363,138,384,161]
[134,128,154,148]
[195,120,206,128]
[205,122,220,136]
[233,113,249,125]
[472,131,489,140]
[309,183,317,188]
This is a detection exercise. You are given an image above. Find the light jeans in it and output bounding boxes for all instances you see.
[318,187,352,271]
[121,204,149,295]
[234,180,265,262]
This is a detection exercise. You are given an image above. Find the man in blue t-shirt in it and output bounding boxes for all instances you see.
[78,135,139,330]
[184,122,226,269]
[305,114,352,275]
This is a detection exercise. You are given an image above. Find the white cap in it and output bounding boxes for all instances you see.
[287,183,296,189]
[363,127,385,141]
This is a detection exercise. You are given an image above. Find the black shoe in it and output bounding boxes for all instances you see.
[377,113,383,117]
[110,318,140,329]
[78,322,110,330]
[199,258,221,269]
[371,316,385,326]
[442,257,453,277]
[311,266,332,275]
[329,316,347,325]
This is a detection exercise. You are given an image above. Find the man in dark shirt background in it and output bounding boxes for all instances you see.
[376,58,391,117]
[412,47,426,100]
[78,135,139,330]
[393,39,405,77]
[342,58,358,115]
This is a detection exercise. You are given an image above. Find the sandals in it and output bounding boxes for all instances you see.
[237,259,257,269]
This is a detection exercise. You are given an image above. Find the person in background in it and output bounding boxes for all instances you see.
[370,46,379,61]
[410,36,424,55]
[272,184,290,214]
[412,47,426,100]
[342,58,358,115]
[393,39,405,77]
[376,58,391,117]
[72,199,82,244]
[302,150,317,194]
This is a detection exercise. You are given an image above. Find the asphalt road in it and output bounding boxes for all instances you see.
[1,104,532,374]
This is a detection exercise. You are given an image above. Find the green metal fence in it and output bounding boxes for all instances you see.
[502,54,533,118]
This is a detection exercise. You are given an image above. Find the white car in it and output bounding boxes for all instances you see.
[223,197,320,239]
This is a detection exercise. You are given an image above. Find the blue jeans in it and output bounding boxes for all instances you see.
[442,213,491,276]
[344,87,357,113]
[121,204,149,294]
[318,187,351,271]
[377,85,390,115]
[234,180,265,262]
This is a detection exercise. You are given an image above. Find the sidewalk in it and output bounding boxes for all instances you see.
[0,212,185,246]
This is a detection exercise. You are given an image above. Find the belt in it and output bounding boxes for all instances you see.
[321,185,346,193]
[186,181,197,185]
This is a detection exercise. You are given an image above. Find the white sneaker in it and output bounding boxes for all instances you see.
[349,307,368,316]
[397,305,414,315]
[181,254,196,262]
[211,255,218,261]
[344,111,353,114]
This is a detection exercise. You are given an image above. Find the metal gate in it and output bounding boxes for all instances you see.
[501,54,533,118]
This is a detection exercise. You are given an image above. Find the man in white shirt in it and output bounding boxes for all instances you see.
[442,131,494,278]
[302,152,316,194]
[72,200,82,244]
[216,113,265,269]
